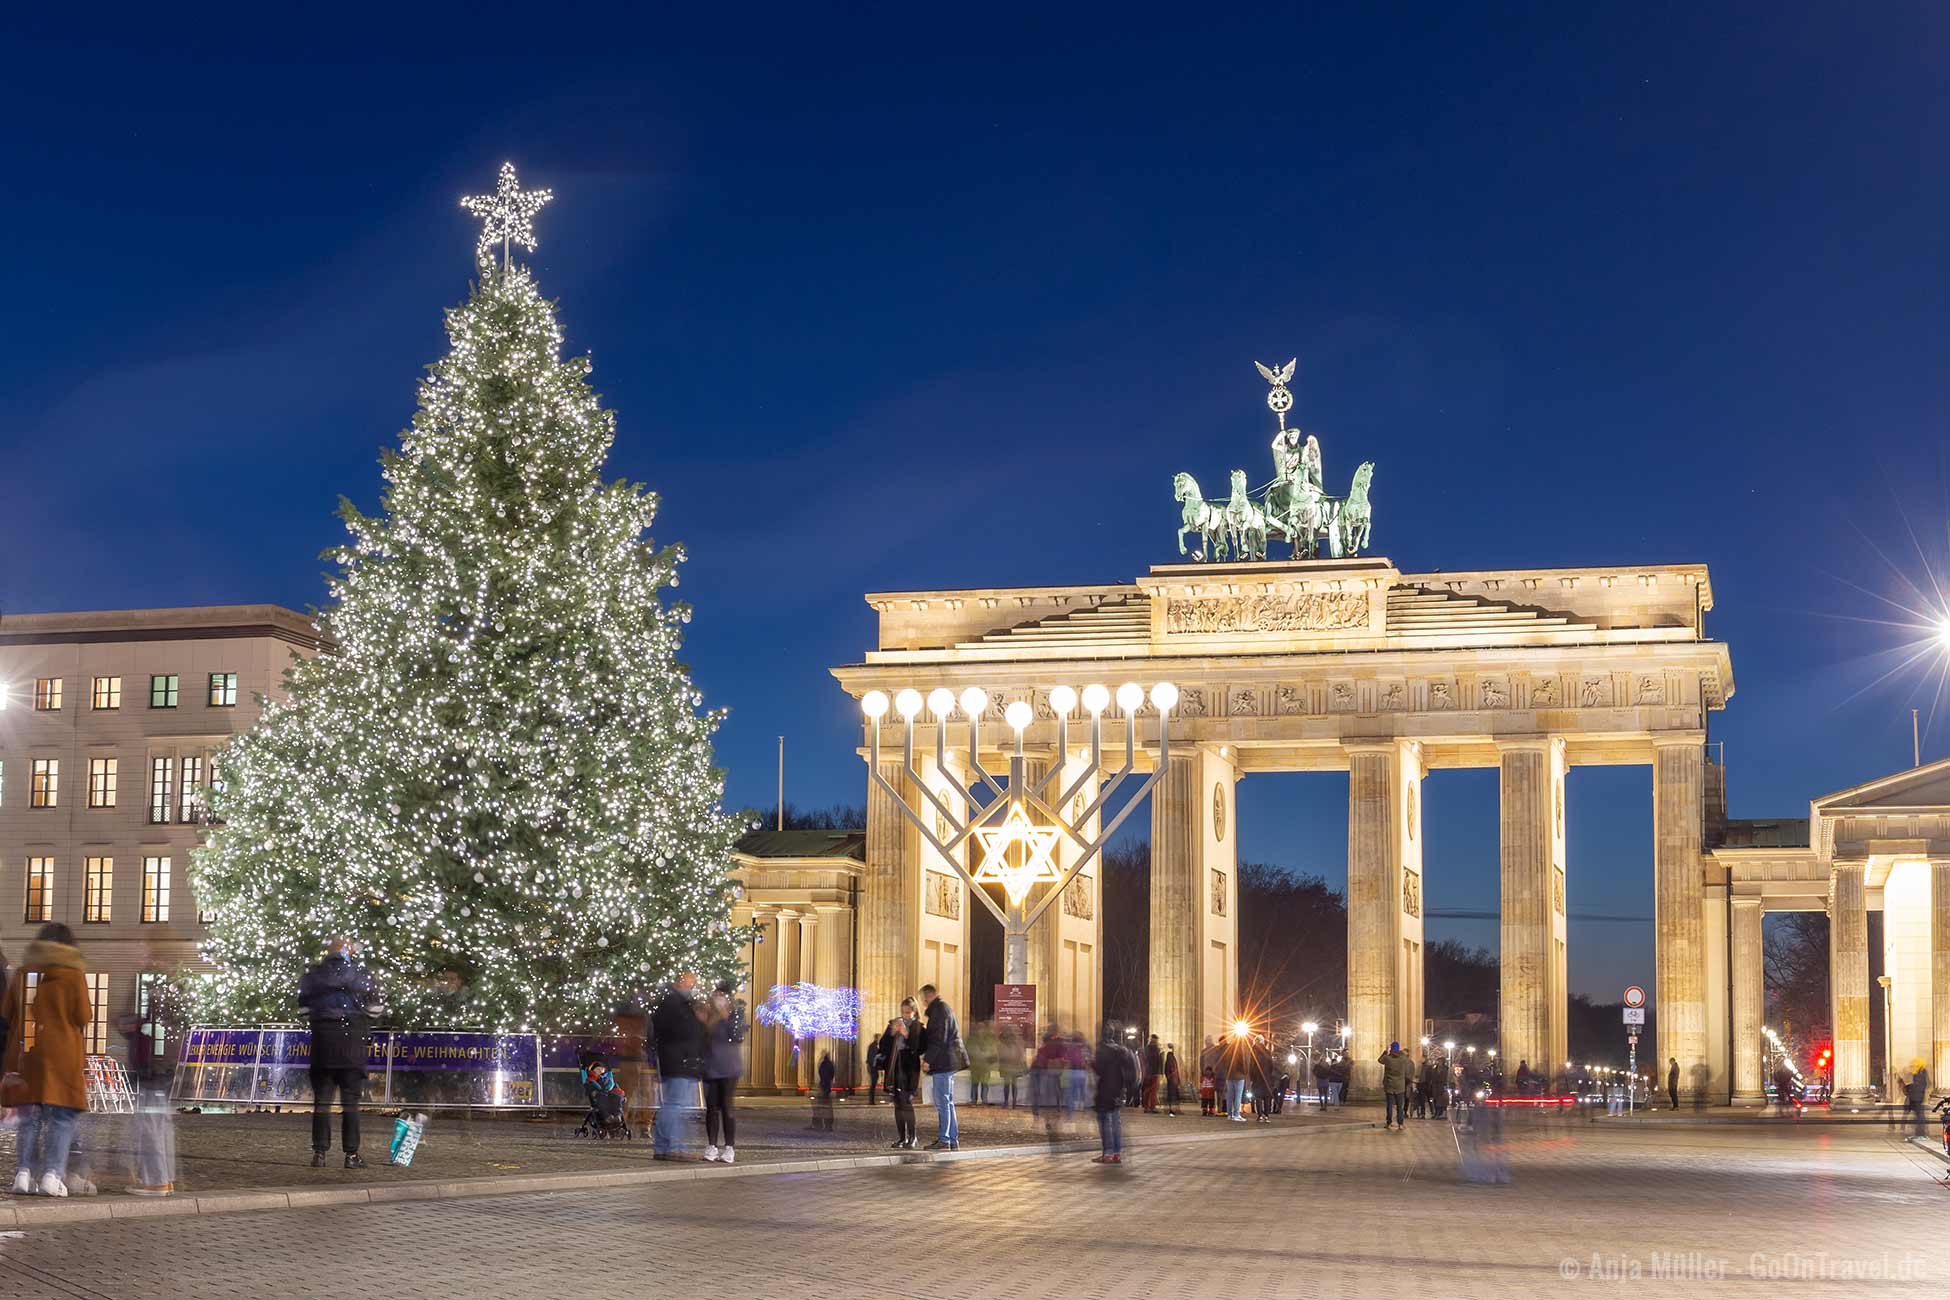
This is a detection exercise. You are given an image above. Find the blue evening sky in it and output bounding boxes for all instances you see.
[1,7,1942,997]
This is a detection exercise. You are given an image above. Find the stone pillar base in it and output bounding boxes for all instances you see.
[1730,1090,1766,1105]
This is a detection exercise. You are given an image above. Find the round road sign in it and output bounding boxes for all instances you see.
[1623,985,1646,1009]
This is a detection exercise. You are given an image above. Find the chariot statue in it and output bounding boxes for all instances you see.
[1171,359,1378,562]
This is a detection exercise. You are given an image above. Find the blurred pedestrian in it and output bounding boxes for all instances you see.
[1906,1061,1931,1137]
[1199,1062,1217,1116]
[118,1010,177,1195]
[1666,1057,1679,1110]
[917,983,964,1150]
[865,1031,885,1106]
[1141,1034,1164,1113]
[815,1050,837,1130]
[1163,1043,1182,1116]
[967,1021,996,1105]
[3,924,91,1197]
[700,981,745,1164]
[883,999,921,1149]
[998,1027,1026,1108]
[1092,1027,1135,1164]
[1220,1031,1250,1121]
[298,936,377,1170]
[650,972,705,1159]
[1378,1042,1413,1131]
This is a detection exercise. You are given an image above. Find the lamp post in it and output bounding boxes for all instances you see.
[860,680,1175,987]
[1302,1021,1318,1106]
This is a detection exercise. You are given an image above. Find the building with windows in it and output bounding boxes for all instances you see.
[0,605,320,1062]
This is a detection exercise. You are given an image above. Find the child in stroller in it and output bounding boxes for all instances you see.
[577,1052,632,1139]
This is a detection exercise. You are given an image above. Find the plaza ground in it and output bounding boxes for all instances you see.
[3,1111,1946,1299]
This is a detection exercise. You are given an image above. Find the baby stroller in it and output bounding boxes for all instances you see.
[576,1053,633,1140]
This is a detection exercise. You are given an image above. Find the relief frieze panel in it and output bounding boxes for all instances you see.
[1164,591,1370,636]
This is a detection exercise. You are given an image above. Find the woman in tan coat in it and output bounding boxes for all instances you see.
[2,923,92,1197]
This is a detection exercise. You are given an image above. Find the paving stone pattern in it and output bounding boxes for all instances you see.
[3,1114,1947,1299]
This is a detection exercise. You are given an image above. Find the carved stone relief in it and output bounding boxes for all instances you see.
[1479,677,1509,709]
[1532,675,1560,707]
[1379,682,1405,711]
[1210,868,1228,916]
[924,869,962,920]
[1554,783,1564,840]
[1212,782,1228,840]
[1635,673,1665,705]
[1551,867,1566,916]
[1406,783,1418,841]
[1165,591,1370,635]
[1229,687,1257,716]
[1428,680,1455,710]
[1331,681,1356,711]
[1275,684,1307,715]
[1403,869,1421,918]
[1579,676,1613,708]
[1062,874,1094,920]
[1179,687,1209,718]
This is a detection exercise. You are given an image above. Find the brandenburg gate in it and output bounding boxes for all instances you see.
[832,364,1736,1097]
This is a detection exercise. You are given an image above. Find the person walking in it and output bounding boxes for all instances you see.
[298,936,377,1170]
[865,1032,884,1106]
[3,924,91,1197]
[882,999,922,1149]
[1141,1034,1165,1113]
[1666,1057,1680,1110]
[1092,1026,1136,1164]
[918,983,964,1150]
[1163,1043,1182,1117]
[699,981,745,1164]
[1220,1032,1250,1121]
[998,1027,1025,1108]
[651,972,705,1159]
[1378,1042,1413,1131]
[1905,1061,1931,1138]
[118,1010,177,1195]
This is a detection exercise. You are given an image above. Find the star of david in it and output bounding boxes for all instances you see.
[970,801,1063,906]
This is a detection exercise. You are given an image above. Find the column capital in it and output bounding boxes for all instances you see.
[1650,731,1707,750]
[1730,894,1764,911]
[1493,735,1563,755]
[1342,738,1413,759]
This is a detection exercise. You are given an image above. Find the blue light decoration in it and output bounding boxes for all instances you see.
[755,982,864,1041]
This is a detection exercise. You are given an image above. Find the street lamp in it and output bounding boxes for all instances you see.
[1302,1021,1319,1106]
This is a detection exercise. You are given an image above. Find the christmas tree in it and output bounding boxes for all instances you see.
[192,164,745,1032]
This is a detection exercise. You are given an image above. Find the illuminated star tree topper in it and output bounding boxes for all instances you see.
[460,161,554,269]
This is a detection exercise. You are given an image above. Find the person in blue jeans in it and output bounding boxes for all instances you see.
[650,973,704,1158]
[4,924,92,1198]
[917,984,962,1150]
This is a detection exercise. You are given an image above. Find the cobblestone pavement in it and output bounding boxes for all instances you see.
[3,1113,1946,1299]
[0,1096,1356,1195]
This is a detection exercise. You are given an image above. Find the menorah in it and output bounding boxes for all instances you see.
[860,681,1178,987]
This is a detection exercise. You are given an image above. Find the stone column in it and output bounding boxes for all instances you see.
[1020,756,1058,1015]
[860,757,912,1049]
[1498,738,1564,1080]
[1730,897,1765,1103]
[1346,741,1415,1098]
[749,909,779,1089]
[773,909,801,1092]
[1653,736,1707,1093]
[1148,751,1200,1079]
[1829,862,1870,1100]
[1934,860,1950,1095]
[796,913,821,1093]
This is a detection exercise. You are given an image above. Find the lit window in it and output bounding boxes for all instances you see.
[88,757,118,809]
[25,857,54,923]
[180,755,204,823]
[34,678,62,711]
[92,676,122,710]
[31,759,58,808]
[20,973,40,1050]
[150,674,179,709]
[142,856,171,924]
[84,974,109,1054]
[136,973,167,1056]
[208,672,237,707]
[85,856,113,923]
[149,756,174,824]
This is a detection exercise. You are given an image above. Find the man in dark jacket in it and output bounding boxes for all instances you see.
[651,973,704,1158]
[1667,1057,1680,1110]
[1141,1034,1164,1113]
[917,984,962,1150]
[298,938,376,1169]
[1092,1028,1137,1164]
[1378,1042,1413,1130]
